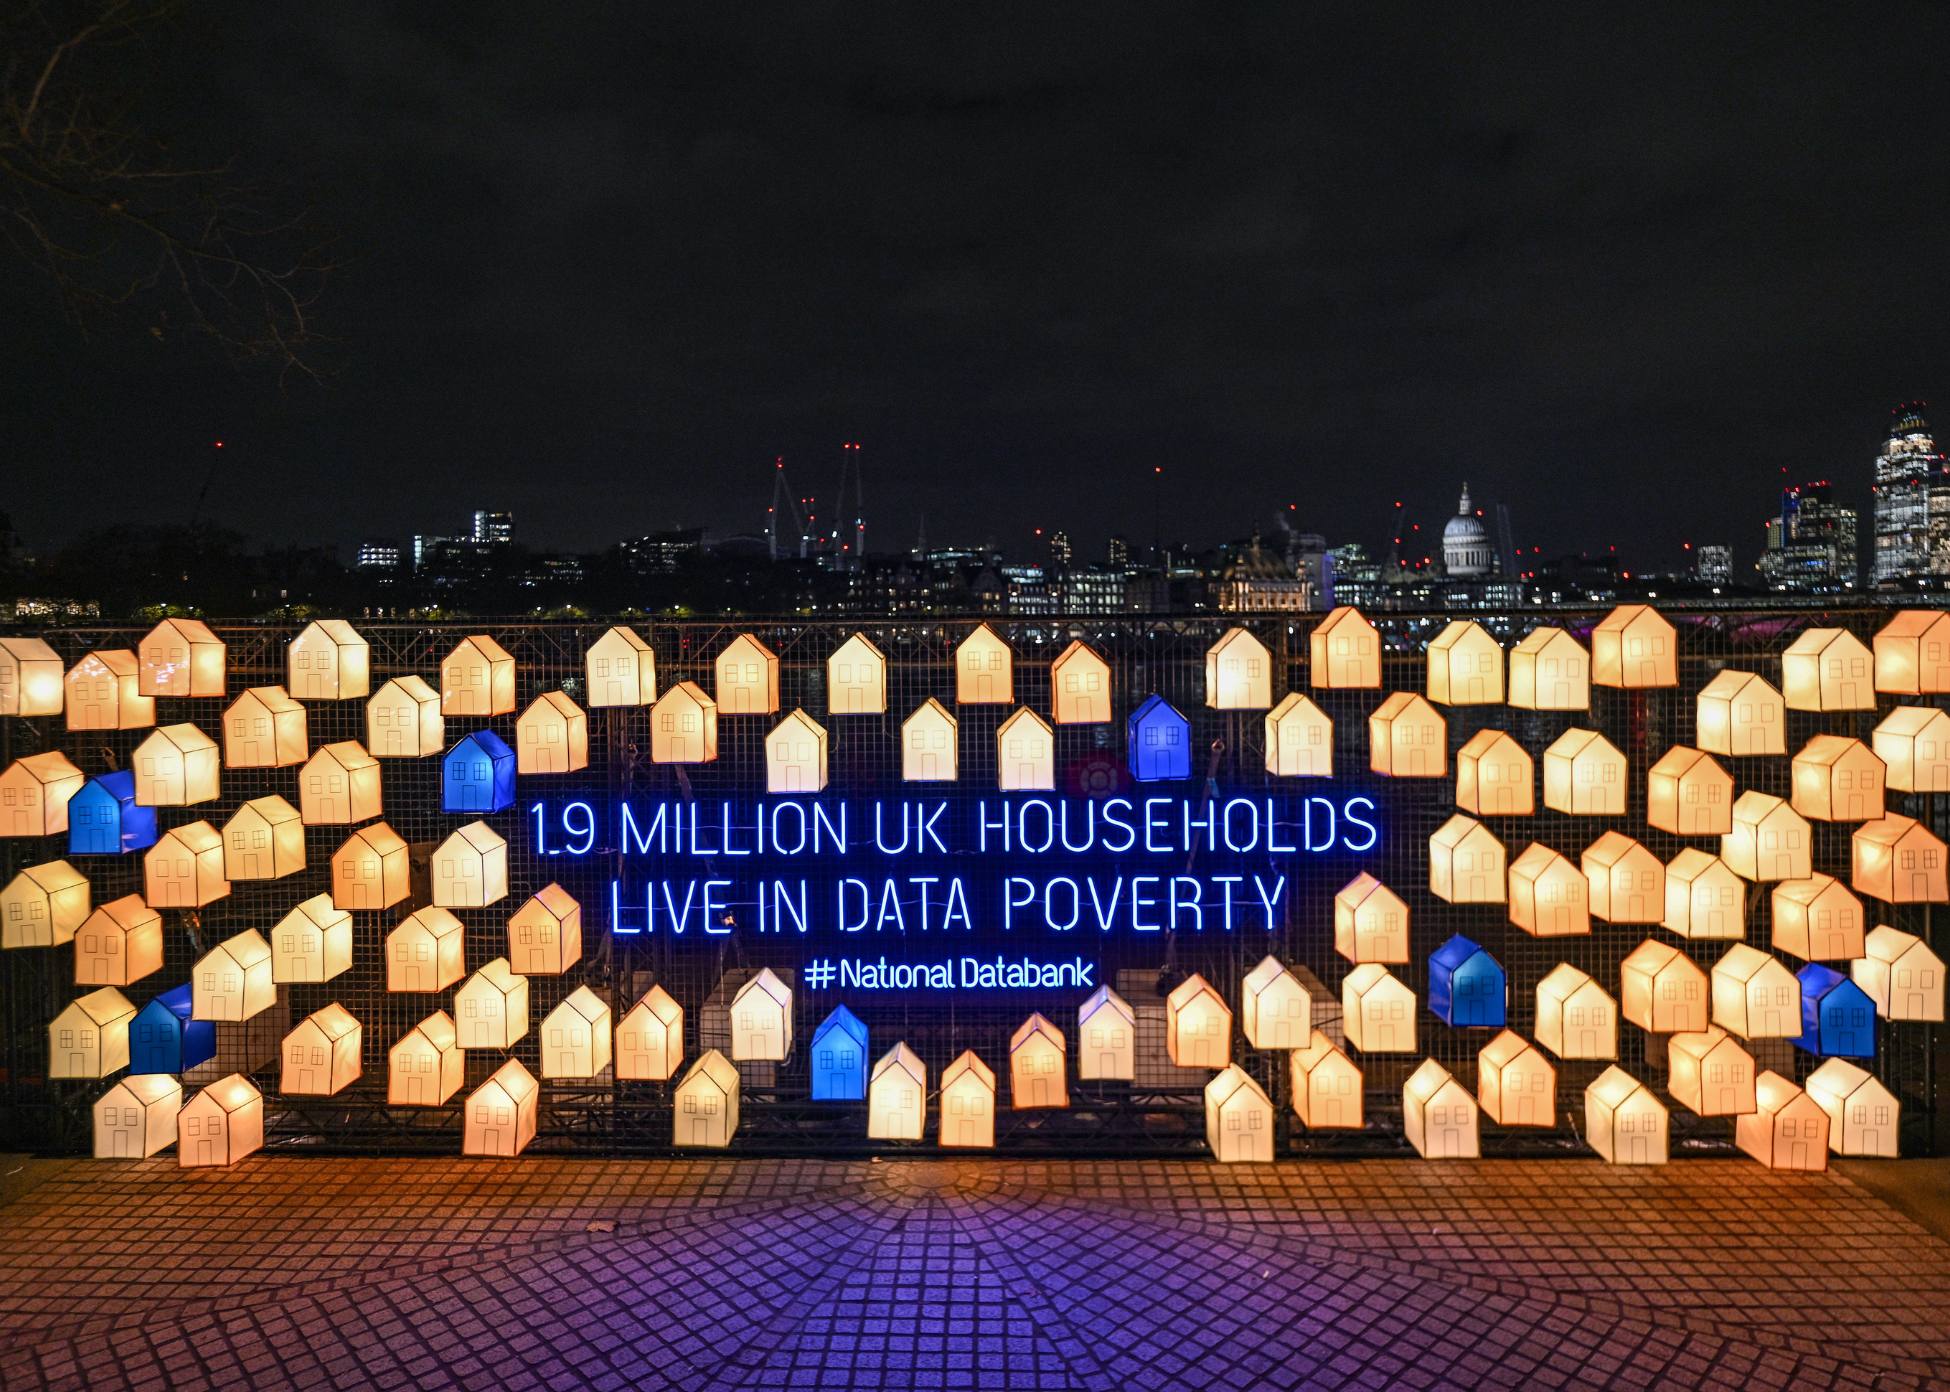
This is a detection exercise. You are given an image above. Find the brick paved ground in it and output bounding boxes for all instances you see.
[1,1158,1946,1391]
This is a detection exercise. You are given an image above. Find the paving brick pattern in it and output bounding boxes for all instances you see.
[1,1158,1946,1391]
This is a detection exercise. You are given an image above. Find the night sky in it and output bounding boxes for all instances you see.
[6,4,1950,567]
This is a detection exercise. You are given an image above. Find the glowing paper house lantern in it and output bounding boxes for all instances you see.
[1051,640,1111,724]
[456,958,529,1049]
[1310,606,1380,688]
[1126,694,1191,782]
[517,690,588,774]
[766,709,828,794]
[0,751,84,837]
[1507,844,1588,938]
[1590,604,1675,688]
[1289,1031,1363,1130]
[1535,965,1616,1060]
[541,986,612,1079]
[1342,964,1416,1052]
[287,620,369,700]
[827,633,887,714]
[1666,1026,1754,1116]
[674,1044,741,1146]
[1585,1067,1667,1165]
[301,740,381,825]
[65,650,152,730]
[1077,984,1135,1080]
[75,895,163,987]
[1507,626,1589,710]
[50,987,135,1078]
[1204,1065,1274,1162]
[1429,814,1505,903]
[440,634,515,717]
[996,707,1055,791]
[1695,670,1785,757]
[2,859,88,948]
[1782,628,1874,711]
[332,821,409,911]
[1368,692,1446,777]
[1646,746,1732,836]
[365,676,442,758]
[1853,925,1944,1021]
[714,633,780,715]
[178,1074,262,1167]
[730,967,792,1061]
[1736,1071,1828,1171]
[223,685,307,768]
[1663,849,1745,940]
[464,1059,538,1158]
[66,773,155,856]
[1334,873,1409,963]
[389,1010,462,1105]
[1166,973,1231,1069]
[508,883,581,976]
[130,986,212,1075]
[1791,735,1885,823]
[281,1003,362,1096]
[443,730,516,813]
[1455,730,1532,817]
[222,794,304,880]
[1770,875,1864,962]
[1723,792,1810,882]
[1476,1030,1555,1126]
[939,1051,996,1148]
[138,618,224,698]
[1619,940,1708,1035]
[1403,1059,1479,1159]
[1873,706,1950,793]
[0,636,64,716]
[1425,620,1503,705]
[192,930,274,1023]
[1805,1058,1899,1158]
[1873,609,1950,694]
[1711,944,1801,1039]
[143,821,229,909]
[617,985,685,1081]
[902,698,958,782]
[868,1043,927,1140]
[1010,1013,1067,1108]
[432,820,508,908]
[94,1074,182,1159]
[955,622,1013,704]
[387,906,464,992]
[1240,955,1311,1050]
[586,625,657,707]
[1264,692,1332,777]
[1582,832,1663,924]
[1429,935,1504,1028]
[1852,813,1948,903]
[1206,627,1273,709]
[271,894,352,984]
[1541,728,1625,815]
[809,1005,868,1100]
[1794,964,1875,1059]
[650,682,717,764]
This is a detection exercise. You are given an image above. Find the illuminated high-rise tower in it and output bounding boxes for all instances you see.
[1872,404,1948,583]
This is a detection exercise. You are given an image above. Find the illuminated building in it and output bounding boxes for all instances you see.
[1759,480,1856,592]
[1872,402,1949,584]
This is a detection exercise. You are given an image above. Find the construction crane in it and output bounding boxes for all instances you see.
[766,457,812,561]
[830,441,865,567]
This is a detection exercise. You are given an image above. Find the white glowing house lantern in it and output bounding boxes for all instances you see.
[956,622,1013,704]
[617,985,684,1081]
[1077,984,1135,1081]
[130,724,220,808]
[270,894,352,984]
[66,650,153,731]
[387,906,464,993]
[1695,670,1785,757]
[94,1074,182,1160]
[730,967,793,1061]
[432,820,508,909]
[1334,873,1409,963]
[0,637,64,717]
[1723,792,1810,882]
[1010,1013,1067,1109]
[75,895,163,987]
[332,822,409,911]
[1583,832,1663,925]
[1853,813,1948,904]
[1663,849,1745,940]
[281,1003,362,1096]
[587,625,657,707]
[1711,944,1801,1039]
[0,752,83,838]
[2,859,89,949]
[1166,973,1231,1069]
[137,618,224,698]
[222,794,304,881]
[192,930,275,1023]
[1240,955,1312,1050]
[1507,626,1589,710]
[1542,728,1625,816]
[1534,964,1616,1060]
[223,686,307,768]
[827,632,887,714]
[715,633,780,715]
[1429,814,1505,904]
[440,634,515,717]
[1873,609,1950,694]
[867,1043,926,1141]
[143,821,229,909]
[902,698,958,782]
[1425,620,1503,705]
[456,958,529,1050]
[178,1075,262,1168]
[541,986,612,1079]
[1771,875,1865,962]
[300,740,381,825]
[518,690,589,775]
[1791,737,1889,829]
[1782,627,1874,712]
[1404,1059,1479,1159]
[1805,1059,1899,1159]
[49,987,135,1078]
[1290,1031,1363,1130]
[1585,1067,1667,1165]
[1455,730,1532,817]
[939,1051,996,1148]
[1051,640,1111,724]
[1853,926,1943,1022]
[766,709,828,794]
[1666,1026,1754,1116]
[1875,706,1950,793]
[651,681,718,764]
[1591,604,1675,688]
[1477,1030,1555,1127]
[996,707,1055,791]
[508,883,581,976]
[287,620,369,701]
[1264,692,1332,777]
[1646,746,1732,836]
[1507,844,1588,938]
[1310,606,1380,688]
[674,1050,740,1149]
[389,1010,462,1106]
[1206,627,1273,709]
[1619,939,1708,1035]
[1368,692,1446,777]
[465,1058,539,1158]
[1205,1065,1274,1163]
[366,676,442,758]
[1342,964,1416,1053]
[1737,1071,1828,1171]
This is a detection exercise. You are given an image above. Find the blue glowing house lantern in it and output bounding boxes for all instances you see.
[1429,934,1506,1028]
[442,730,516,815]
[810,1004,870,1101]
[1794,964,1876,1059]
[129,984,216,1074]
[67,771,158,856]
[1126,694,1192,783]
